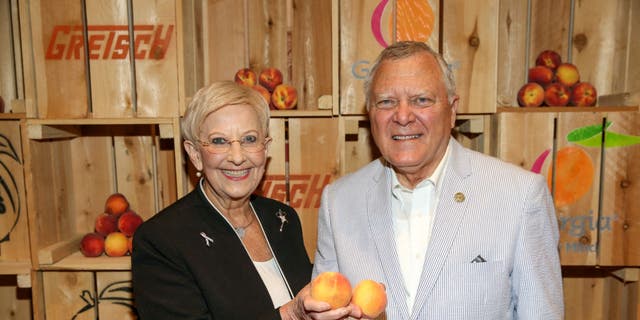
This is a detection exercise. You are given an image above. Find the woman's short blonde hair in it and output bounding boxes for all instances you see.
[181,81,270,143]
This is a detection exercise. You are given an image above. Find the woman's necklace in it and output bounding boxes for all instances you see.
[232,211,255,239]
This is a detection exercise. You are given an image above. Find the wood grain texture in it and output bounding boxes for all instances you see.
[96,271,136,319]
[0,119,30,264]
[442,0,498,114]
[287,117,339,260]
[43,271,95,319]
[528,0,571,63]
[497,0,528,107]
[339,0,384,115]
[292,0,333,110]
[572,0,631,96]
[32,0,88,118]
[599,111,640,265]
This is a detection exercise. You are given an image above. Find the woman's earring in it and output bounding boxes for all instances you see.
[196,171,202,177]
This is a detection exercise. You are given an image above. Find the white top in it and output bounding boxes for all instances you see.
[390,140,450,312]
[198,179,293,308]
[254,258,292,308]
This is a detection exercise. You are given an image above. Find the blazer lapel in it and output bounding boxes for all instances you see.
[411,139,472,319]
[368,160,411,319]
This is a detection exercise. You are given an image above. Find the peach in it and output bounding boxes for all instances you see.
[95,212,119,236]
[258,67,283,92]
[80,232,105,257]
[118,210,144,237]
[517,82,544,107]
[351,280,387,318]
[104,232,129,257]
[234,68,257,86]
[310,272,352,309]
[570,82,597,106]
[105,193,129,215]
[271,84,298,110]
[535,50,562,70]
[555,63,580,87]
[251,84,272,106]
[528,66,554,86]
[544,83,571,106]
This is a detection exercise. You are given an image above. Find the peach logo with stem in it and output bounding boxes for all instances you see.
[371,0,435,47]
[531,121,640,206]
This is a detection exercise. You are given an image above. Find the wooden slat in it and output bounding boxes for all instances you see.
[496,0,528,107]
[292,0,332,110]
[572,0,631,95]
[255,119,287,205]
[43,271,95,319]
[495,112,556,172]
[96,271,137,319]
[84,0,132,118]
[40,251,129,271]
[0,119,30,265]
[0,275,32,320]
[528,0,572,63]
[247,0,288,73]
[0,0,16,111]
[339,0,385,115]
[37,234,83,265]
[599,111,640,265]
[203,1,246,83]
[441,0,498,114]
[133,0,180,117]
[31,0,88,118]
[114,134,157,222]
[287,118,340,260]
[555,112,604,266]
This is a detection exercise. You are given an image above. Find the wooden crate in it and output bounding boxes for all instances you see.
[0,0,26,114]
[181,0,333,115]
[42,271,135,319]
[0,115,31,276]
[0,274,32,320]
[21,0,183,119]
[22,118,184,271]
[495,107,640,266]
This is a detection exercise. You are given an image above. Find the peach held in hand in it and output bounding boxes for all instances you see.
[310,272,352,309]
[351,279,387,318]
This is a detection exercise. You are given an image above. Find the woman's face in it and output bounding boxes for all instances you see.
[185,104,269,205]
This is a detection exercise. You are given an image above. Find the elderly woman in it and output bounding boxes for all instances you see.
[132,81,356,319]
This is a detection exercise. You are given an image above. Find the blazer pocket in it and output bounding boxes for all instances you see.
[445,261,511,317]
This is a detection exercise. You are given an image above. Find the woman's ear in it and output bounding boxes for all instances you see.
[184,140,203,172]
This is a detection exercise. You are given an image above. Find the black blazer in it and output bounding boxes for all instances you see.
[132,187,312,319]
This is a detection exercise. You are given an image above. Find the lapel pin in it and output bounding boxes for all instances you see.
[276,209,288,232]
[200,232,214,247]
[454,192,465,202]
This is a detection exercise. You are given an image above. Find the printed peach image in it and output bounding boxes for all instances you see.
[371,0,435,47]
[352,279,387,318]
[310,272,352,309]
[547,146,594,207]
[394,0,435,43]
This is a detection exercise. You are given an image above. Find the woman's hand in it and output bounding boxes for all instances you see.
[279,284,364,320]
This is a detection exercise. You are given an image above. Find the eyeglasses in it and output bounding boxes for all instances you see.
[198,135,271,154]
[373,95,438,110]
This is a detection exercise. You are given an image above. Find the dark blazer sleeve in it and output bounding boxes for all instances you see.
[132,218,213,320]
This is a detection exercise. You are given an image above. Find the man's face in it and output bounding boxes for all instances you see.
[368,52,458,186]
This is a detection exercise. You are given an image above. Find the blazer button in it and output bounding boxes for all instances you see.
[454,192,465,202]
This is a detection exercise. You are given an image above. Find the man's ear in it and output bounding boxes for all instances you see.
[184,140,203,172]
[449,95,460,128]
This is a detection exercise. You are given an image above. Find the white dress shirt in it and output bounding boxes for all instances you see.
[390,141,450,312]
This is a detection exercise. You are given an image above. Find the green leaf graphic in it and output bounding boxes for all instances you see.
[567,122,612,143]
[567,122,640,148]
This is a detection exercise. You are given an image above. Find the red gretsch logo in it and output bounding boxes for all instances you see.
[45,24,174,60]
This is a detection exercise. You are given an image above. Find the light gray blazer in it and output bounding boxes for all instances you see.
[313,138,563,319]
